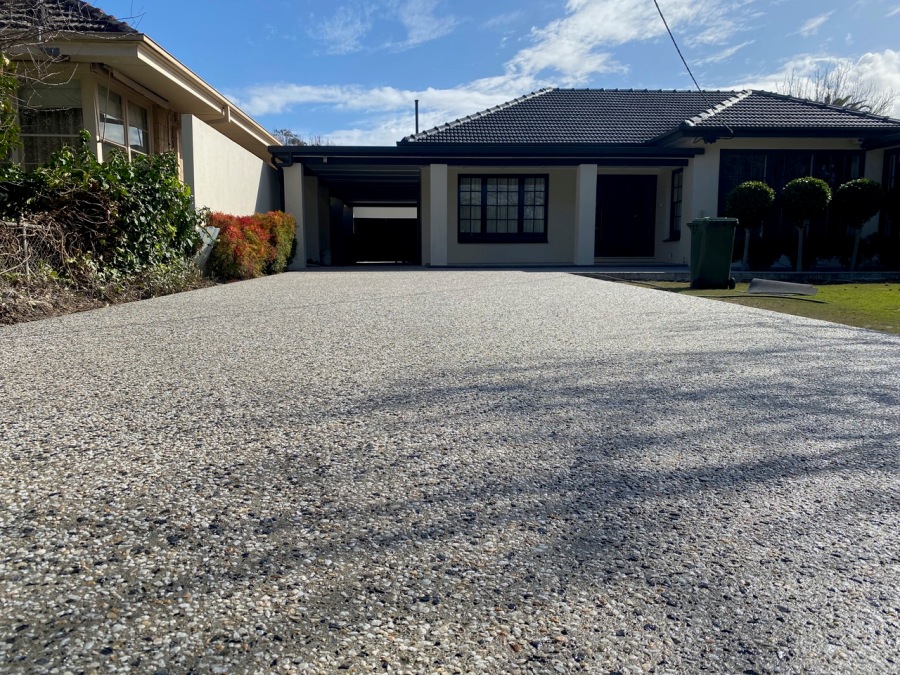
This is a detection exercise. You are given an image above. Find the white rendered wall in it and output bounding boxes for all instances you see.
[430,164,449,267]
[182,114,278,215]
[574,164,597,265]
[283,164,306,270]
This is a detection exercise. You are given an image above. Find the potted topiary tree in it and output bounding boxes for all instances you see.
[726,180,776,271]
[832,178,884,270]
[782,177,832,272]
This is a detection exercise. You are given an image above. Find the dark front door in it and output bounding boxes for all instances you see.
[595,175,657,257]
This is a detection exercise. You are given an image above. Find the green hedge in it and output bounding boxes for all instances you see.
[0,131,203,277]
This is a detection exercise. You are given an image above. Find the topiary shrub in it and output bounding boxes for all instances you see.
[726,180,775,270]
[782,177,832,272]
[207,211,296,280]
[833,178,884,270]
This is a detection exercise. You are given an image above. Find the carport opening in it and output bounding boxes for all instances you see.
[352,206,419,264]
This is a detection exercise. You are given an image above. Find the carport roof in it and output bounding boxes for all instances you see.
[268,144,706,205]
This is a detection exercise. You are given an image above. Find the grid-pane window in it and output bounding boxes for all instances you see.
[523,177,546,233]
[459,177,482,234]
[18,80,83,169]
[458,174,548,242]
[669,169,683,240]
[486,177,519,234]
[99,85,151,161]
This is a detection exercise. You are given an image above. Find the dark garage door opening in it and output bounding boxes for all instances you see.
[349,207,420,265]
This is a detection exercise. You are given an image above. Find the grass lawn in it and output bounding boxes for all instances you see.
[624,280,900,334]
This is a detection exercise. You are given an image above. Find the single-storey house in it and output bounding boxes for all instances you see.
[271,88,900,268]
[2,0,279,215]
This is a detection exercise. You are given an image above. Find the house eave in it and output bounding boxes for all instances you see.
[654,125,900,146]
[11,32,279,162]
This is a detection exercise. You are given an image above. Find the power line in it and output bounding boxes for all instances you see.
[652,0,734,138]
[652,0,713,110]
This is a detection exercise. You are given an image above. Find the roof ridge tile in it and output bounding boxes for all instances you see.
[683,90,753,127]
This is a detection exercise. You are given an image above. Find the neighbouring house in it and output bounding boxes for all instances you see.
[1,0,279,215]
[271,88,900,269]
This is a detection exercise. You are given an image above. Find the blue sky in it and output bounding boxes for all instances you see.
[100,0,900,145]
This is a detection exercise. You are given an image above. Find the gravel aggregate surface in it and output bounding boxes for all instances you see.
[1,269,899,674]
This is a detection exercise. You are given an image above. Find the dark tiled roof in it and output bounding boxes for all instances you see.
[402,88,900,145]
[0,0,137,35]
[688,90,900,130]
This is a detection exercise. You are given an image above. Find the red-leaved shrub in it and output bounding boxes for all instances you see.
[207,211,296,280]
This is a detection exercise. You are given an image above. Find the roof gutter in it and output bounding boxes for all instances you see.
[269,144,705,162]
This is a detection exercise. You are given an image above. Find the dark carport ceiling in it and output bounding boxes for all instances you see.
[302,162,421,205]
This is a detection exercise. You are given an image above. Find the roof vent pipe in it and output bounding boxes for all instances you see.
[415,99,419,134]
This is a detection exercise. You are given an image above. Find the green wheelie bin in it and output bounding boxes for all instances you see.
[687,218,738,289]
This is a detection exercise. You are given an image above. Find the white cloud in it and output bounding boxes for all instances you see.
[888,6,900,17]
[854,49,900,116]
[387,0,458,50]
[234,0,764,143]
[505,0,755,84]
[798,12,833,37]
[482,11,525,30]
[695,40,755,66]
[314,6,373,55]
[231,72,549,145]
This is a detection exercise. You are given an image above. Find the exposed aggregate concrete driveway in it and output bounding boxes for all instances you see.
[2,270,900,674]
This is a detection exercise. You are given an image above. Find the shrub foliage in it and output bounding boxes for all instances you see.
[833,178,884,230]
[726,181,775,230]
[0,131,204,278]
[207,211,296,280]
[782,177,832,225]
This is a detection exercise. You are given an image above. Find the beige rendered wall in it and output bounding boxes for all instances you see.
[864,148,886,236]
[182,114,278,215]
[283,164,306,270]
[420,166,432,266]
[445,166,577,265]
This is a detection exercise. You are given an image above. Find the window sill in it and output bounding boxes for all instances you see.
[458,235,548,244]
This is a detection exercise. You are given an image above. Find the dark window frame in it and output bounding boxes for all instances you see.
[883,148,900,238]
[717,149,865,239]
[666,168,683,241]
[457,174,549,243]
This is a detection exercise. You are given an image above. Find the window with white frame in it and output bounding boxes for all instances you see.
[458,174,548,242]
[18,80,84,170]
[98,85,150,161]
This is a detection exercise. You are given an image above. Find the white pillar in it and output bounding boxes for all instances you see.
[574,164,597,265]
[283,164,307,270]
[429,164,449,267]
[303,175,320,264]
